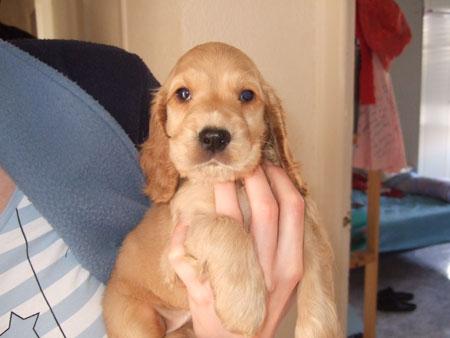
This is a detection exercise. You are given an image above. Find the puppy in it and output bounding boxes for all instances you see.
[103,42,340,338]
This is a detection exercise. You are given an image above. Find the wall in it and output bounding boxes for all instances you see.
[34,0,122,46]
[390,0,424,170]
[0,0,36,35]
[425,0,450,11]
[34,1,355,335]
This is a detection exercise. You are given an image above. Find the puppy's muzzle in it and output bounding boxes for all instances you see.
[199,127,231,153]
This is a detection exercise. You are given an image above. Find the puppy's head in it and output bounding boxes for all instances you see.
[141,42,305,203]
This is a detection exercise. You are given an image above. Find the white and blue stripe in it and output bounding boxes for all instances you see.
[0,191,107,337]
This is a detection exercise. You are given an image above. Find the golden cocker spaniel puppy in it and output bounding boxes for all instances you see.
[103,42,340,338]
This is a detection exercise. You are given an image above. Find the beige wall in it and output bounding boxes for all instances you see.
[0,0,36,35]
[35,1,354,335]
[34,0,123,46]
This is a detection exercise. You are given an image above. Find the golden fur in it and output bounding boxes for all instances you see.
[103,42,341,338]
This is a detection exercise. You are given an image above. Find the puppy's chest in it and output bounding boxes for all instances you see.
[170,181,251,228]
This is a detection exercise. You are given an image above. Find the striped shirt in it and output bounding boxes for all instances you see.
[0,190,107,338]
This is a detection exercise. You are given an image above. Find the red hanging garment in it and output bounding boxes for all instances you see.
[356,0,412,104]
[354,0,411,172]
[353,54,408,172]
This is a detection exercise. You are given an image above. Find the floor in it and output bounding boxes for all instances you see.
[349,243,450,338]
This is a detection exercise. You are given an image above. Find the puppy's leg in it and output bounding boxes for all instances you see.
[103,280,166,338]
[295,201,342,338]
[185,214,267,337]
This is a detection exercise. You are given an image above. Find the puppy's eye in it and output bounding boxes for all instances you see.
[176,87,191,102]
[239,89,254,103]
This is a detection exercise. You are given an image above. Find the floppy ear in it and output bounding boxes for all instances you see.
[263,84,308,196]
[140,89,179,203]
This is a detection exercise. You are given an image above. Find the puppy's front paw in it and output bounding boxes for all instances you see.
[187,215,266,337]
[212,246,267,337]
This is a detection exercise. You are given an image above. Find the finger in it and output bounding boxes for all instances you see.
[169,222,188,258]
[188,282,243,338]
[187,277,215,308]
[168,224,205,293]
[244,166,278,289]
[264,163,304,273]
[170,225,218,307]
[214,181,243,224]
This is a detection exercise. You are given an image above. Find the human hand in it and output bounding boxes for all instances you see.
[169,222,242,338]
[0,167,16,214]
[168,164,305,338]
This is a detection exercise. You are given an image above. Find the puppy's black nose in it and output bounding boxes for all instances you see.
[199,128,231,153]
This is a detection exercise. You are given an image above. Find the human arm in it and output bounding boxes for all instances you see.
[0,167,16,214]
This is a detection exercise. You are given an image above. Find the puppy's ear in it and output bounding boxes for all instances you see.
[263,84,308,196]
[140,89,179,203]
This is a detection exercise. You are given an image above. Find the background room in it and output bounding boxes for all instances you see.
[0,1,354,336]
[349,0,450,337]
[1,0,450,337]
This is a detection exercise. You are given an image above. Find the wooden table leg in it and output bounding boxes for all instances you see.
[363,170,381,338]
